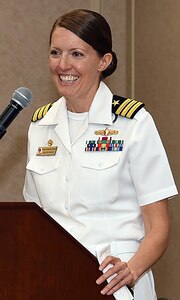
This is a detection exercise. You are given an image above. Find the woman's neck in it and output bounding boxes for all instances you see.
[65,82,100,113]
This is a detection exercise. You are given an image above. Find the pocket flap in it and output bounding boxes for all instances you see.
[26,157,60,174]
[82,154,119,170]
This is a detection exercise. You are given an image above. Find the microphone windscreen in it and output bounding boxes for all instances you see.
[11,87,33,108]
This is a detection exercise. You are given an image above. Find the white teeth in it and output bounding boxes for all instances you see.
[59,75,79,82]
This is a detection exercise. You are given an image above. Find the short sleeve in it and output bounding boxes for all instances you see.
[23,124,42,206]
[129,110,178,206]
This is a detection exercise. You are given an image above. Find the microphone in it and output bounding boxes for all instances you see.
[0,87,33,139]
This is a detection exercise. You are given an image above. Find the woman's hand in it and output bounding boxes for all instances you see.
[96,255,134,295]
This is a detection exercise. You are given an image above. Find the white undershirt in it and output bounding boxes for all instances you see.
[67,110,88,144]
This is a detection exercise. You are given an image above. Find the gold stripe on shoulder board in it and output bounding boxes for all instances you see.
[112,95,145,121]
[31,101,55,122]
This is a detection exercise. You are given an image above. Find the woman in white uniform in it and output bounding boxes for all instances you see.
[23,9,178,300]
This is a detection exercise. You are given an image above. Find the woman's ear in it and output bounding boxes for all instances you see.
[98,53,113,71]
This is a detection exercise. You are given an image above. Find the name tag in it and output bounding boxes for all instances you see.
[36,146,58,156]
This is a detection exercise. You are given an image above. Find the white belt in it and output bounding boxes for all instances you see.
[87,240,140,256]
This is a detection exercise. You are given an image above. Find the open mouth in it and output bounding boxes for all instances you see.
[59,75,79,84]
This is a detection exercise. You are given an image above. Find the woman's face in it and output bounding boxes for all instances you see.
[49,27,110,111]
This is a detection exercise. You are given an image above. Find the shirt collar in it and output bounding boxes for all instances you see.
[38,81,113,126]
[88,81,113,125]
[38,98,66,126]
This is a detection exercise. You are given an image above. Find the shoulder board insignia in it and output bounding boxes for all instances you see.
[31,101,55,122]
[112,95,145,122]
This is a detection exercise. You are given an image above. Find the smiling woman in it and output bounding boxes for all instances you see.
[48,9,116,113]
[23,8,178,300]
[49,26,112,112]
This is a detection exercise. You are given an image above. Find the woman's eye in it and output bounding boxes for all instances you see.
[72,51,84,58]
[50,49,61,56]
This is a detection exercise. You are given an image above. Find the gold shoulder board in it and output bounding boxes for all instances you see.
[112,95,145,122]
[31,101,55,122]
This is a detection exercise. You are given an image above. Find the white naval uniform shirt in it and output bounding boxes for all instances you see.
[23,81,178,299]
[23,81,177,249]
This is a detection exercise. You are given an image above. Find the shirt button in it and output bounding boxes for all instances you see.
[65,204,68,210]
[98,162,102,168]
[65,176,69,182]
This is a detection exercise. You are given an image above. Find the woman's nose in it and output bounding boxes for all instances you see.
[58,54,71,71]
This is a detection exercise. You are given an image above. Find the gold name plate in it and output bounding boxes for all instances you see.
[36,146,58,156]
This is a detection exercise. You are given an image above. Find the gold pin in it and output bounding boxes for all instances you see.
[47,139,53,146]
[94,127,118,136]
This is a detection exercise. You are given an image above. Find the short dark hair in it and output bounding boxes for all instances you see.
[49,9,117,78]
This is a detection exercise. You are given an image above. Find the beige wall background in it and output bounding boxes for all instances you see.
[134,2,180,300]
[0,0,179,299]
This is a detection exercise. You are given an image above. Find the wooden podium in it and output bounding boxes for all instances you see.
[0,202,114,300]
